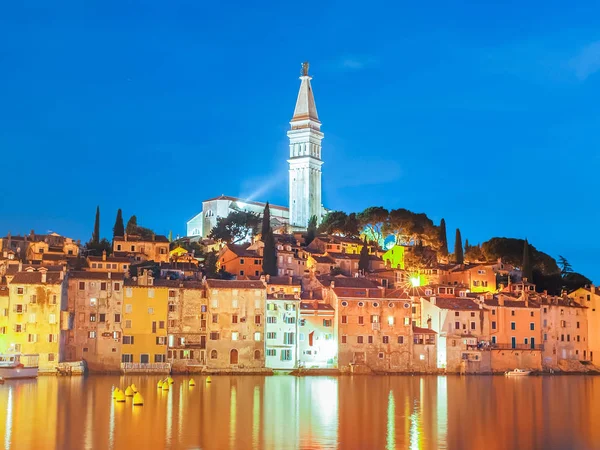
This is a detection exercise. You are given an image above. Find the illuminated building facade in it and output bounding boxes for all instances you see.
[298,290,338,368]
[264,291,300,369]
[570,285,600,363]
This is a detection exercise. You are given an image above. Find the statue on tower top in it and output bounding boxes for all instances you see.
[301,61,309,77]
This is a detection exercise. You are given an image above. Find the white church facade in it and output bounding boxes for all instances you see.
[187,62,325,238]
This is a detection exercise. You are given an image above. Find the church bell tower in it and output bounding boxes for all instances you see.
[288,62,324,230]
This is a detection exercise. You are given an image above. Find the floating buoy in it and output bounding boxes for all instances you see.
[131,383,138,393]
[125,386,134,397]
[132,392,144,406]
[206,376,212,384]
[162,382,169,391]
[157,380,163,388]
[115,390,126,402]
[167,376,174,385]
[112,387,121,399]
[189,379,196,387]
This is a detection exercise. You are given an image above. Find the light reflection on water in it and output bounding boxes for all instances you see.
[1,375,600,449]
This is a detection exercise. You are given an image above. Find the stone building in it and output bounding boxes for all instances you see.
[5,267,67,372]
[65,271,125,372]
[205,279,267,370]
[217,244,262,278]
[412,326,437,372]
[165,280,207,373]
[570,285,600,363]
[298,290,337,369]
[265,290,300,370]
[86,251,131,274]
[113,234,170,263]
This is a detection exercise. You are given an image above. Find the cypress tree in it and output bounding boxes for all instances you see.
[358,237,370,273]
[92,206,100,244]
[305,215,317,246]
[439,218,448,256]
[125,215,138,235]
[261,202,271,241]
[113,208,125,238]
[522,238,533,281]
[262,228,278,276]
[454,228,464,264]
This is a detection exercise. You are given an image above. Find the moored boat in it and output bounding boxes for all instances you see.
[505,368,531,377]
[0,354,39,379]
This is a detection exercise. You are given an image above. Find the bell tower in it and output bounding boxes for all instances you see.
[287,62,324,229]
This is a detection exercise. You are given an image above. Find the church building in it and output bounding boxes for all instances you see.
[187,62,325,238]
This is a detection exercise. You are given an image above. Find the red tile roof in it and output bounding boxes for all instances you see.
[413,326,437,335]
[11,271,64,285]
[205,279,265,289]
[431,297,480,311]
[68,271,126,281]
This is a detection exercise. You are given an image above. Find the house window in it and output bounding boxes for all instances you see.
[492,321,496,330]
[99,313,106,323]
[88,331,96,339]
[100,282,107,291]
[455,322,460,330]
[123,336,134,344]
[378,352,384,359]
[212,314,219,324]
[90,314,96,322]
[125,304,132,313]
[121,354,133,363]
[48,334,57,343]
[323,319,332,327]
[240,258,245,265]
[169,290,176,298]
[211,299,219,308]
[511,322,516,330]
[29,295,37,304]
[368,336,374,344]
[455,312,460,317]
[125,320,132,329]
[280,350,292,361]
[283,332,295,345]
[383,336,389,344]
[78,282,85,291]
[239,270,245,276]
[492,309,496,315]
[398,336,404,344]
[530,323,535,331]
[255,315,261,325]
[114,283,120,291]
[155,354,166,362]
[148,289,154,298]
[370,315,380,323]
[210,332,220,340]
[48,353,55,362]
[470,322,476,330]
[114,314,121,323]
[126,288,133,298]
[232,332,239,341]
[156,336,167,345]
[577,322,580,329]
[341,315,347,324]
[49,314,56,324]
[254,332,261,341]
[341,335,347,344]
[266,349,276,357]
[511,310,515,316]
[267,332,276,340]
[358,316,364,325]
[404,317,410,325]
[357,336,364,344]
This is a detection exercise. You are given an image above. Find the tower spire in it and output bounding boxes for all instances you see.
[291,61,319,124]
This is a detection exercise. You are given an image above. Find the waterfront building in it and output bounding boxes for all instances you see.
[443,263,497,293]
[65,271,125,372]
[205,279,267,370]
[86,250,130,274]
[0,230,80,262]
[217,244,263,278]
[4,267,67,372]
[540,295,588,368]
[0,283,9,351]
[298,290,337,368]
[113,233,170,263]
[333,279,413,373]
[570,285,600,363]
[420,296,491,373]
[166,280,207,372]
[265,289,300,370]
[412,325,438,372]
[121,271,169,371]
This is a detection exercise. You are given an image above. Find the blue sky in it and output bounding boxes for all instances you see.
[0,1,598,282]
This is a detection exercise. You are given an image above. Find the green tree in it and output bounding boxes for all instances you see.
[209,210,260,244]
[305,215,317,246]
[558,255,573,277]
[261,202,271,241]
[262,227,278,276]
[343,213,360,238]
[481,237,559,275]
[357,206,389,245]
[438,218,448,257]
[125,215,138,235]
[358,237,370,273]
[454,228,464,264]
[113,208,125,238]
[522,238,533,281]
[168,230,173,243]
[318,211,349,235]
[92,206,100,245]
[85,237,112,257]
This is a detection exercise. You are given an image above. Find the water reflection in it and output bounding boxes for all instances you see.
[1,375,600,449]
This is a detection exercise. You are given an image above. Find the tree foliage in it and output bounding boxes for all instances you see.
[521,239,533,281]
[358,237,370,273]
[438,218,448,257]
[208,210,260,244]
[318,211,359,237]
[305,215,318,246]
[454,229,464,264]
[357,206,389,244]
[92,206,100,245]
[382,208,439,248]
[262,227,278,276]
[481,237,560,275]
[85,237,112,257]
[113,208,125,238]
[558,255,573,277]
[261,202,271,240]
[464,240,484,262]
[124,215,157,240]
[125,215,138,235]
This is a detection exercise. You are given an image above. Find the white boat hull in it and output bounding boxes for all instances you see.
[506,371,531,377]
[0,367,38,379]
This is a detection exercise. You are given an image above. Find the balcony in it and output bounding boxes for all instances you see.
[487,343,544,351]
[120,363,171,373]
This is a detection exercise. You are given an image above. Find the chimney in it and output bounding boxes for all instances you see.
[2,250,6,258]
[102,250,107,261]
[18,261,22,272]
[266,274,270,283]
[309,290,313,299]
[330,281,335,289]
[288,275,292,285]
[523,277,528,283]
[30,229,35,238]
[59,270,64,280]
[107,272,111,279]
[41,272,47,283]
[430,296,436,305]
[498,296,504,306]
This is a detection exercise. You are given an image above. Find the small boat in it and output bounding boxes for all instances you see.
[505,368,531,377]
[0,377,4,384]
[0,354,39,379]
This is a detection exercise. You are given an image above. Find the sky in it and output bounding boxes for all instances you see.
[0,1,598,282]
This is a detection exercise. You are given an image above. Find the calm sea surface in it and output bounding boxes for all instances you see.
[0,374,598,450]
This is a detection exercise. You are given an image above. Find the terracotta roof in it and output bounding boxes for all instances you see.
[159,262,200,271]
[68,271,126,281]
[431,297,480,311]
[413,326,437,335]
[205,279,265,289]
[300,290,324,300]
[311,255,336,264]
[319,276,380,289]
[266,276,301,286]
[483,298,540,308]
[226,244,260,258]
[384,289,411,299]
[300,302,334,311]
[10,271,63,285]
[114,234,169,243]
[88,255,132,263]
[333,287,384,299]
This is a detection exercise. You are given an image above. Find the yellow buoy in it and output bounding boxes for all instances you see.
[167,376,174,385]
[112,387,120,399]
[125,386,134,397]
[189,379,196,387]
[132,392,144,406]
[206,376,212,383]
[162,381,169,391]
[157,380,163,388]
[115,390,126,402]
[131,383,138,392]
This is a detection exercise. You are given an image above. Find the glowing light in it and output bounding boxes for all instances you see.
[237,202,247,209]
[386,390,395,450]
[388,316,395,326]
[410,277,421,287]
[229,385,237,448]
